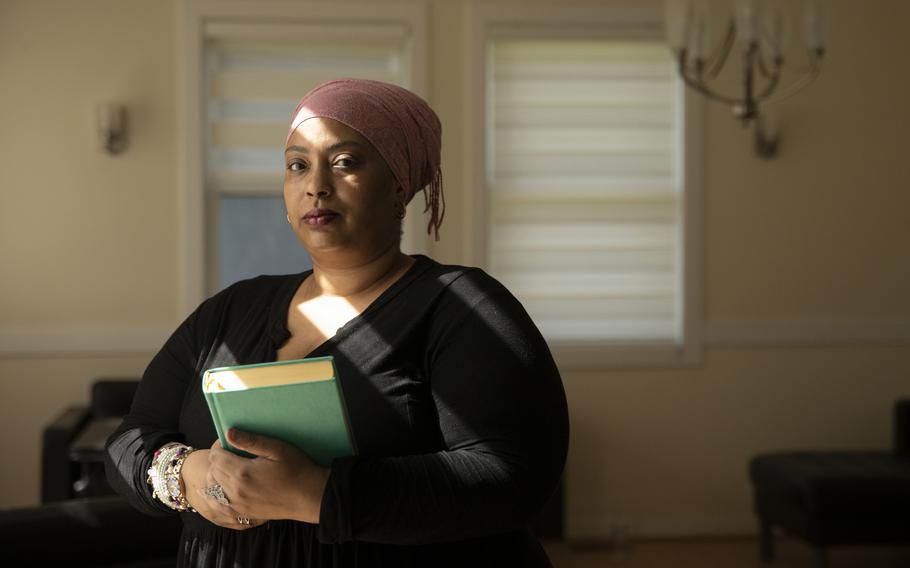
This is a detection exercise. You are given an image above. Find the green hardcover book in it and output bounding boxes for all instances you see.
[202,356,356,466]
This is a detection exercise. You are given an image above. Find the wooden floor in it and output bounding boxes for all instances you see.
[541,537,910,568]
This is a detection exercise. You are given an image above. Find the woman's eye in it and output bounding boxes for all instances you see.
[334,155,357,168]
[287,161,306,172]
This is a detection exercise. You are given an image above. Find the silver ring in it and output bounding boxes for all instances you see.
[237,516,252,526]
[203,483,230,505]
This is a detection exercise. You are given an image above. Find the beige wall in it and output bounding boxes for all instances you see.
[0,0,178,327]
[1,0,909,540]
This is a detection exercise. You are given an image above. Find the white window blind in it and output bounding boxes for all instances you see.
[487,40,683,343]
[202,22,411,290]
[205,23,410,194]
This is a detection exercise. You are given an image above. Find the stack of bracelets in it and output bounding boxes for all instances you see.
[147,442,197,513]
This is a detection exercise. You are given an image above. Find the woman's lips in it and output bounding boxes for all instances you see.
[302,208,340,226]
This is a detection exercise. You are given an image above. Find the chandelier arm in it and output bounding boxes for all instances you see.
[760,58,822,106]
[755,63,783,101]
[756,49,774,78]
[756,24,785,79]
[706,20,737,79]
[677,52,744,106]
[681,70,746,107]
[789,51,825,77]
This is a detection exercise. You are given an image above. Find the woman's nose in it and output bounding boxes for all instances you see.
[306,165,333,197]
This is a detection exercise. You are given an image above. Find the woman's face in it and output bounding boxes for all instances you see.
[283,117,404,260]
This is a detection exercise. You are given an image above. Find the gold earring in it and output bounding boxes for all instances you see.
[286,214,292,224]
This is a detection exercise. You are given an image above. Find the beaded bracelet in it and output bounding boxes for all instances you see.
[147,442,197,513]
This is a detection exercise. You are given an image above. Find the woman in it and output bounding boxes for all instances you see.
[105,78,569,567]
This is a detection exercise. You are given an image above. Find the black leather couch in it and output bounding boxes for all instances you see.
[0,379,182,566]
[0,495,181,567]
[42,379,141,503]
[750,399,910,568]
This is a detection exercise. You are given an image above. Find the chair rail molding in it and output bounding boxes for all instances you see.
[0,326,173,357]
[1,319,907,357]
[705,319,910,347]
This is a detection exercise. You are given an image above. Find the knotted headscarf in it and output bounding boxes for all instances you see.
[286,79,445,240]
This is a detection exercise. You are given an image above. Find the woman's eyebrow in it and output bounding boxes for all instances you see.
[284,140,364,154]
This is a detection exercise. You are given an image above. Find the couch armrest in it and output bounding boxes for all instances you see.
[0,495,181,566]
[894,399,910,459]
[91,379,139,417]
[42,406,91,503]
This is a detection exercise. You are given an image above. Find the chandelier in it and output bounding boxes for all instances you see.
[665,0,826,156]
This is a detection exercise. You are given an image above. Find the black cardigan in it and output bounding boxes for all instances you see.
[104,255,569,567]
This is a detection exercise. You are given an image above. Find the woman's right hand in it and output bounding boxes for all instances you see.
[182,448,259,530]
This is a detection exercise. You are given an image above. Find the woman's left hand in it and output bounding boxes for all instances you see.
[206,428,330,524]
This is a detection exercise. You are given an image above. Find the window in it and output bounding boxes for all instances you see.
[467,4,702,367]
[178,3,428,308]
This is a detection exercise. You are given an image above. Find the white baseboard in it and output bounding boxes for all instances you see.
[0,326,172,357]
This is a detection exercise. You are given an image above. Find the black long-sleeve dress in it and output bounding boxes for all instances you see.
[104,254,569,567]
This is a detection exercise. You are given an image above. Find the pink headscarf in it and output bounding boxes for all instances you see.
[286,79,445,240]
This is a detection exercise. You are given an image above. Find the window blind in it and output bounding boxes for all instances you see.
[204,23,409,194]
[487,40,683,343]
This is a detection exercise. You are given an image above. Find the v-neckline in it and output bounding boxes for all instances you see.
[268,254,434,359]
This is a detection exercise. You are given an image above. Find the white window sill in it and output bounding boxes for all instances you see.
[548,341,702,371]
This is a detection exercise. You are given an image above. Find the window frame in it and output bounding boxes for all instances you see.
[177,1,430,310]
[464,1,704,369]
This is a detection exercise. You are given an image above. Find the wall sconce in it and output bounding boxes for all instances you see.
[666,0,826,158]
[96,103,128,155]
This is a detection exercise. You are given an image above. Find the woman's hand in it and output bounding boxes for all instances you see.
[181,448,259,530]
[207,428,330,524]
